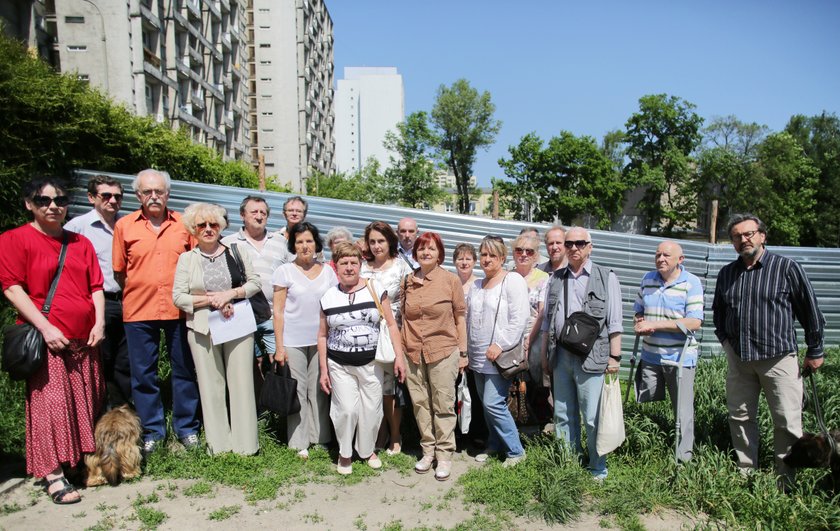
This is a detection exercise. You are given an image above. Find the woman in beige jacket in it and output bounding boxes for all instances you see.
[173,203,264,455]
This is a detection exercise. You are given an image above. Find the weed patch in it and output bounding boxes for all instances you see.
[208,505,240,521]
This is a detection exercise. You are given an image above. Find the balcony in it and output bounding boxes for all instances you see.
[176,55,190,77]
[207,0,221,21]
[223,73,232,90]
[186,0,201,20]
[224,110,234,127]
[143,47,161,68]
[216,0,230,13]
[180,103,193,115]
[221,32,231,49]
[139,4,162,30]
[190,94,205,110]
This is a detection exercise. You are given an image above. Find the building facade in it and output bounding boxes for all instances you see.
[248,0,334,192]
[334,66,404,174]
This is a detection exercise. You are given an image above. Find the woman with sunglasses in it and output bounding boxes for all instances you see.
[0,178,105,504]
[173,203,265,455]
[511,233,550,365]
[466,236,530,466]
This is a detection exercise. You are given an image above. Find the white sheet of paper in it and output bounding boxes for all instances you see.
[208,299,257,346]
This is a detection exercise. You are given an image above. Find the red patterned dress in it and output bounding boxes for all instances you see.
[0,224,105,477]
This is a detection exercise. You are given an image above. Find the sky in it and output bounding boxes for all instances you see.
[328,1,840,187]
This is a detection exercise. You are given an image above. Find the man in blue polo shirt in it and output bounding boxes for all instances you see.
[633,241,704,462]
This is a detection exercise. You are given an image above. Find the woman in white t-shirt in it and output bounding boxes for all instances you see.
[360,221,413,455]
[272,222,337,458]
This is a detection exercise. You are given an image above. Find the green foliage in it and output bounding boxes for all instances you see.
[431,79,501,214]
[0,305,25,457]
[624,94,704,234]
[383,111,447,208]
[495,131,628,228]
[207,505,240,521]
[305,160,398,205]
[0,31,259,232]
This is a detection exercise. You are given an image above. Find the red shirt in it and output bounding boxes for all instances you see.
[0,224,103,339]
[113,209,195,322]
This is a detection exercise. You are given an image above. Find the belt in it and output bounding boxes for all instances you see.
[104,291,122,301]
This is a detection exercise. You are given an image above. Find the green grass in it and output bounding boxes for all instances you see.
[207,505,240,521]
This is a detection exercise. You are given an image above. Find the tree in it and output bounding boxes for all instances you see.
[306,159,398,204]
[624,94,704,234]
[383,112,446,208]
[785,112,840,247]
[431,79,501,214]
[495,132,627,229]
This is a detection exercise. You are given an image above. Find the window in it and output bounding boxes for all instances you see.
[67,45,87,52]
[260,77,271,82]
[469,202,477,213]
[259,43,270,48]
[263,146,274,151]
[261,111,273,116]
[259,60,271,65]
[65,16,85,23]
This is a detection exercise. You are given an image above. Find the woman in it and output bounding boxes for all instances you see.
[511,233,550,368]
[272,221,337,459]
[173,202,263,456]
[318,242,407,475]
[453,243,479,297]
[360,221,412,455]
[0,177,105,504]
[467,236,530,466]
[402,233,467,481]
[325,226,353,273]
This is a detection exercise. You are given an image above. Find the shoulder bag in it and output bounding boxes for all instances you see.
[2,232,69,381]
[490,275,529,380]
[366,280,396,363]
[558,274,602,357]
[228,243,272,323]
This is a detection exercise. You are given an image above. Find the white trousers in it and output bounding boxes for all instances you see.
[328,358,383,459]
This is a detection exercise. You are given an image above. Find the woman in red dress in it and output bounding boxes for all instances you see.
[0,177,105,504]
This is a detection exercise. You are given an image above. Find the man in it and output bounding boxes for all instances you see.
[633,241,704,462]
[65,175,131,408]
[538,225,567,274]
[397,217,420,270]
[113,169,200,453]
[221,196,290,377]
[713,213,825,482]
[542,227,622,480]
[279,196,308,240]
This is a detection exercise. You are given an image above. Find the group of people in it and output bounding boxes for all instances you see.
[0,169,826,504]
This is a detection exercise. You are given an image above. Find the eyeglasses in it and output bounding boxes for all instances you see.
[196,221,220,230]
[563,240,590,249]
[31,195,70,208]
[138,188,166,197]
[98,192,123,202]
[514,247,536,256]
[731,230,760,242]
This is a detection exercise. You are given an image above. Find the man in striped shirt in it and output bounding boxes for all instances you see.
[713,213,825,482]
[633,241,704,462]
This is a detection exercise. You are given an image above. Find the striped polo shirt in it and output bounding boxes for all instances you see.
[634,265,704,366]
[712,250,825,362]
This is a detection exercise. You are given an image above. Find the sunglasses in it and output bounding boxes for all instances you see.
[563,240,590,249]
[31,195,70,208]
[514,247,536,256]
[196,221,221,230]
[98,192,123,202]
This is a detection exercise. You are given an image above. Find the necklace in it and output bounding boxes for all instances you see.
[199,248,223,262]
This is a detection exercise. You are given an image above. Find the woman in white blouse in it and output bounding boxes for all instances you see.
[360,220,412,455]
[273,221,337,458]
[467,235,529,466]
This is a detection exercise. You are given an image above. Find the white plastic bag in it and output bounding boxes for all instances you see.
[375,319,396,363]
[456,374,472,434]
[596,373,626,456]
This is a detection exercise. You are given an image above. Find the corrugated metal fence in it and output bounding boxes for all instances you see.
[71,170,840,362]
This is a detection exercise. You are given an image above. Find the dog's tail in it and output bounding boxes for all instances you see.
[100,446,122,486]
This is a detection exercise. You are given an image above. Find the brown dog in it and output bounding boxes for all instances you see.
[84,405,142,487]
[783,430,840,487]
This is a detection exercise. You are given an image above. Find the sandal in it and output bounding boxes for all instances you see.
[46,475,81,505]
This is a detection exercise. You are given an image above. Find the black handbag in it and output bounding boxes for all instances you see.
[2,233,69,381]
[259,362,301,416]
[227,243,272,323]
[491,276,529,380]
[558,275,602,357]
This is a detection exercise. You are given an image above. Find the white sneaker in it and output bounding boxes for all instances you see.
[297,449,309,460]
[475,449,495,463]
[367,455,382,470]
[502,453,526,468]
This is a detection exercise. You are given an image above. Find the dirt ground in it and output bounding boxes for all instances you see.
[0,451,698,531]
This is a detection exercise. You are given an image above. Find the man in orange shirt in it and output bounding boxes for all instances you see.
[113,169,200,454]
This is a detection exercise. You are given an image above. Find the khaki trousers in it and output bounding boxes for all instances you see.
[187,331,258,455]
[406,349,460,461]
[328,359,383,459]
[286,345,331,450]
[724,344,802,480]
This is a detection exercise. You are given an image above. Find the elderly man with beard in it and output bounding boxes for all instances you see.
[713,213,825,484]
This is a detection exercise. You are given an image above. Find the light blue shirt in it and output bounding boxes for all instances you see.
[633,265,704,367]
[64,209,122,293]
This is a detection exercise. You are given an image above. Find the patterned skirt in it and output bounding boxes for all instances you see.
[25,339,104,477]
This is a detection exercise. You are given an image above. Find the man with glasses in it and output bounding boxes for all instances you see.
[279,196,308,240]
[633,241,704,462]
[538,225,567,274]
[113,169,201,454]
[541,227,622,480]
[65,175,132,409]
[713,213,825,484]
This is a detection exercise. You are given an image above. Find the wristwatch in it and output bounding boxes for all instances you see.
[609,354,622,362]
[459,351,468,358]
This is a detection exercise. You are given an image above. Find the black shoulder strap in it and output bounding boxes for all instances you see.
[227,243,246,288]
[41,232,69,316]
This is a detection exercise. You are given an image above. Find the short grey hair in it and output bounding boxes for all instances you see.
[181,202,228,235]
[132,168,171,192]
[544,225,566,242]
[326,226,353,247]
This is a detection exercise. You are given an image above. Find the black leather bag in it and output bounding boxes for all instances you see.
[558,275,603,357]
[259,362,301,417]
[2,234,68,381]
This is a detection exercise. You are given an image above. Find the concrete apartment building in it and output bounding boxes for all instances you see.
[334,66,404,174]
[248,0,335,192]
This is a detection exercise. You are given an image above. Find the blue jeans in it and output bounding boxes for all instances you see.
[254,319,276,358]
[553,349,606,476]
[124,320,200,442]
[473,372,525,458]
